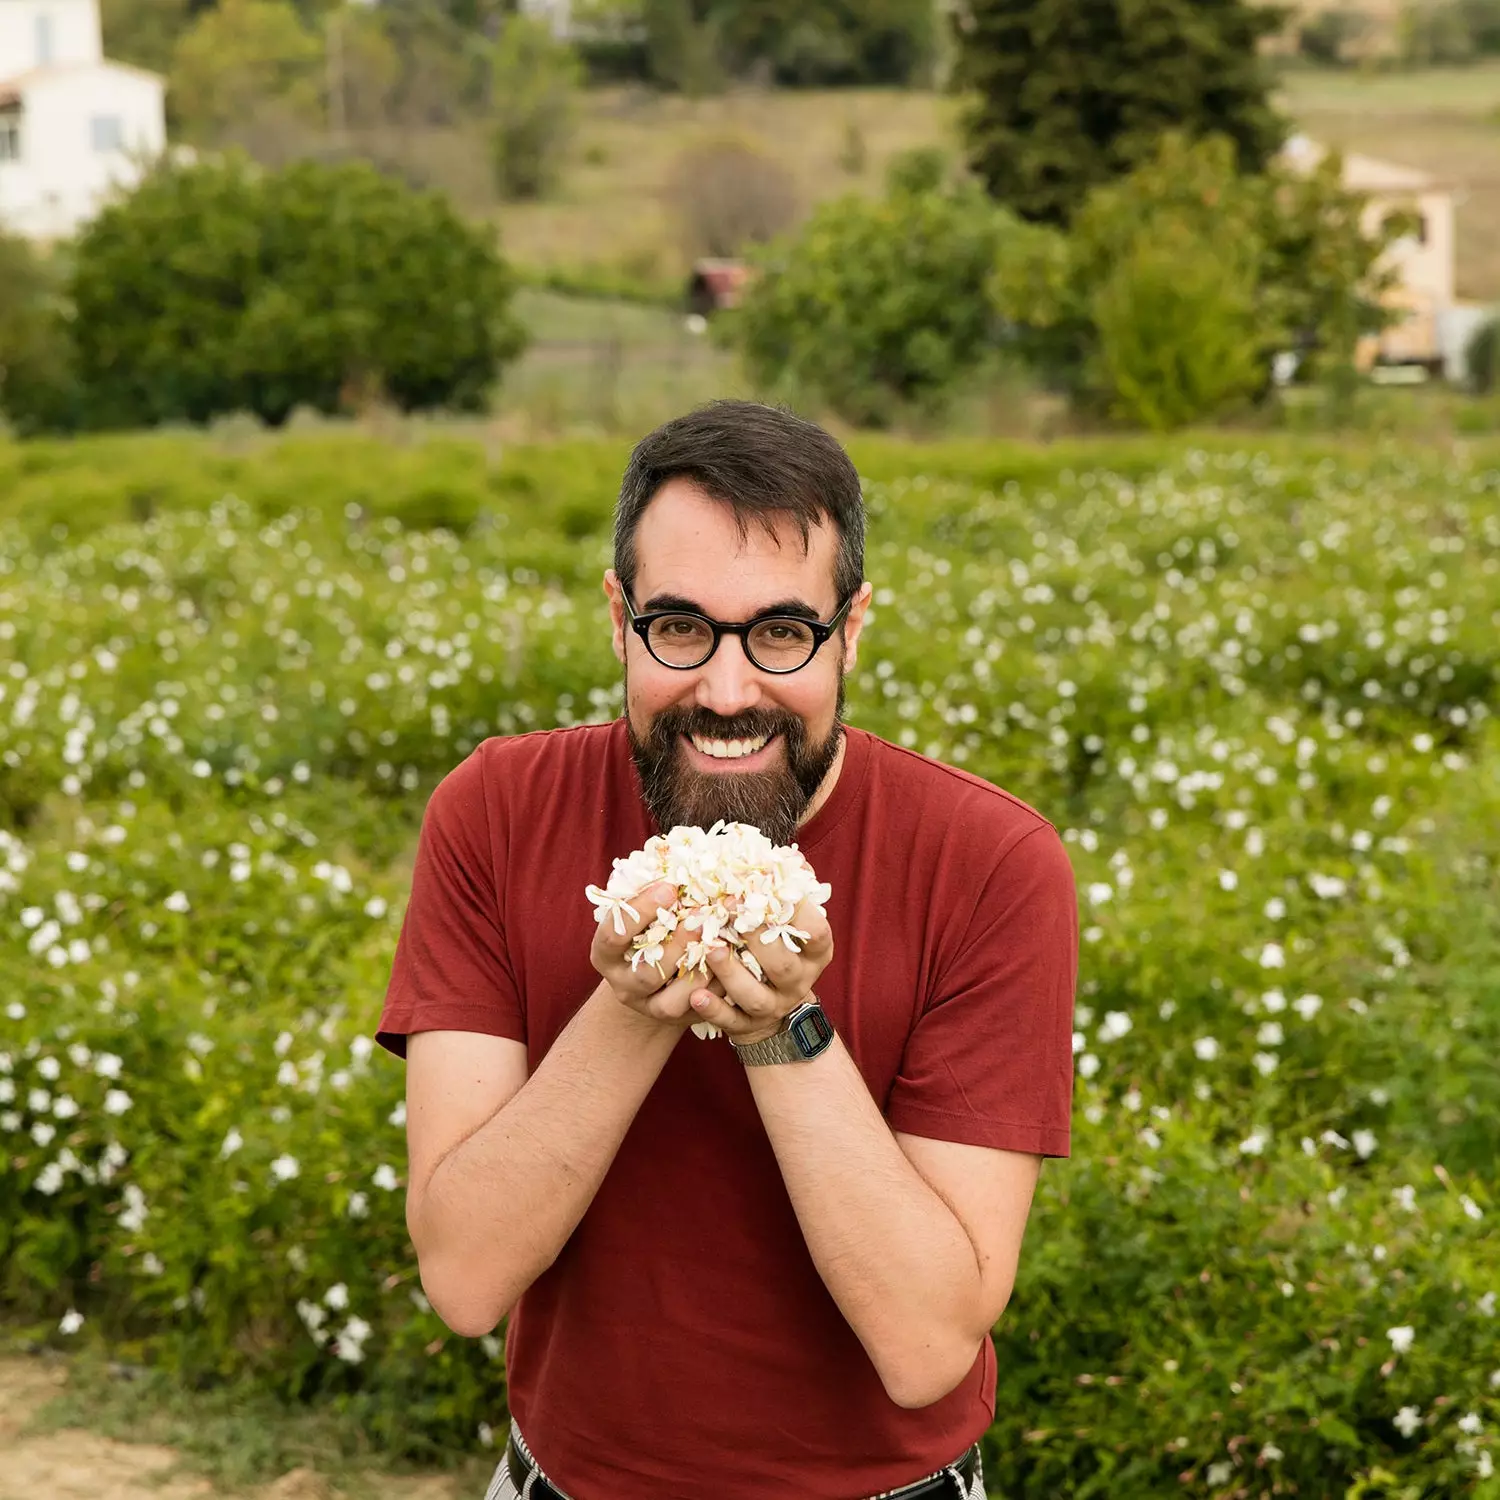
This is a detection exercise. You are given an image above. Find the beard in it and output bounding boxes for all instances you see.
[626,673,845,849]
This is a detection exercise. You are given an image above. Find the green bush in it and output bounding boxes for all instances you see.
[1398,0,1477,63]
[727,171,1015,425]
[0,235,79,436]
[1088,228,1265,430]
[1466,315,1499,393]
[1298,6,1372,64]
[1,429,1499,1492]
[990,134,1412,426]
[488,17,581,202]
[57,155,525,430]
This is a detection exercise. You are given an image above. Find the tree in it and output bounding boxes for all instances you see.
[728,158,1015,425]
[489,17,582,201]
[168,0,323,146]
[953,0,1289,226]
[61,155,526,429]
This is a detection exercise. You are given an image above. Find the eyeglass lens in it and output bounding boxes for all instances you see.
[646,614,818,671]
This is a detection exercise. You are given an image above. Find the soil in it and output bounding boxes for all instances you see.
[0,1357,478,1500]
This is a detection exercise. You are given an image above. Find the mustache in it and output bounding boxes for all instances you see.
[649,707,800,745]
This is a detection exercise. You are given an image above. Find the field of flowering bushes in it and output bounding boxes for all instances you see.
[1,428,1498,1497]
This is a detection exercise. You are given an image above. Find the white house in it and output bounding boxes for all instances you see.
[0,0,165,240]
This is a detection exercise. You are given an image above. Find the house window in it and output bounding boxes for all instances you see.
[36,12,55,65]
[91,114,124,152]
[0,112,20,163]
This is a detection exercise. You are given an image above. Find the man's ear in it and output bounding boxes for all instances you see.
[841,582,874,672]
[604,570,627,665]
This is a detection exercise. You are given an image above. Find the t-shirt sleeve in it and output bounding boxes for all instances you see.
[885,821,1077,1158]
[375,747,524,1060]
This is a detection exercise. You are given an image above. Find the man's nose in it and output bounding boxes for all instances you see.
[693,633,763,718]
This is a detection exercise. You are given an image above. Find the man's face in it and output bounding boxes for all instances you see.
[606,479,870,847]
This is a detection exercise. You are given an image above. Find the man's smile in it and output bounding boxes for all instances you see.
[682,731,780,771]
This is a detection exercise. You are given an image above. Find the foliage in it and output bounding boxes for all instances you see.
[990,135,1413,425]
[99,0,194,75]
[0,429,1497,1494]
[52,156,525,430]
[1297,5,1373,64]
[0,237,78,438]
[1398,0,1478,63]
[665,136,800,259]
[488,17,582,202]
[952,0,1289,227]
[1088,228,1264,430]
[726,169,1014,425]
[167,0,324,144]
[1467,315,1499,393]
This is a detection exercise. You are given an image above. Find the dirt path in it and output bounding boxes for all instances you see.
[0,1357,479,1500]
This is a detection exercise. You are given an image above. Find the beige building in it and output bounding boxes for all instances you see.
[1282,134,1460,369]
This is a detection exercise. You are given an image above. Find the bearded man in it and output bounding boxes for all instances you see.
[375,401,1078,1500]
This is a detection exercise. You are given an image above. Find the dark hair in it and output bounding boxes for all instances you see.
[613,400,865,605]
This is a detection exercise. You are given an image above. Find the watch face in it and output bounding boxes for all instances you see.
[789,1004,834,1059]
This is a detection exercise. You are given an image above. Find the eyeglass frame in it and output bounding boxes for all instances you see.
[620,585,857,674]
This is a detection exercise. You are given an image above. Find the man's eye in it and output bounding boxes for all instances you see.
[659,618,706,638]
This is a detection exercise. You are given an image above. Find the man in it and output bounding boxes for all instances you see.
[376,401,1077,1500]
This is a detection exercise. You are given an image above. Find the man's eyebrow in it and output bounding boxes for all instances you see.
[640,593,824,621]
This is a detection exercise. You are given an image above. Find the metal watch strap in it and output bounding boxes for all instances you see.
[730,999,833,1066]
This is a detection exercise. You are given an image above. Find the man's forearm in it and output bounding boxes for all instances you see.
[411,984,679,1336]
[745,1038,988,1408]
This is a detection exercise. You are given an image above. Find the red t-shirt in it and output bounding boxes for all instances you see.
[377,720,1076,1500]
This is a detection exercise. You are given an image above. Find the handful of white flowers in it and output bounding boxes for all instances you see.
[585,821,832,1039]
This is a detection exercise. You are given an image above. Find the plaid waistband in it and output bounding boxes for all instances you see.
[499,1423,982,1500]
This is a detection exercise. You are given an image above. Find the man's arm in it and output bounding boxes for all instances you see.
[406,881,721,1337]
[743,1039,1040,1409]
[406,986,681,1336]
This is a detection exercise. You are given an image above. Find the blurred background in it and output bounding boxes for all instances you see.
[0,3,1498,1499]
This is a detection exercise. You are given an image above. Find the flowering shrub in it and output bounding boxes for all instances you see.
[0,430,1497,1492]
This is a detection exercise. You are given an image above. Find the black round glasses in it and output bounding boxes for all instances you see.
[622,587,855,674]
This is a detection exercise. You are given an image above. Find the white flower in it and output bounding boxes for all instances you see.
[1258,942,1285,969]
[1259,1444,1282,1462]
[364,896,388,918]
[334,1316,371,1363]
[1239,1130,1268,1156]
[36,1056,60,1081]
[1321,1129,1350,1150]
[1393,1405,1422,1438]
[347,1192,369,1219]
[478,1422,494,1448]
[1393,1184,1417,1212]
[1478,1292,1496,1317]
[31,1122,55,1147]
[1098,1011,1132,1042]
[58,1309,84,1335]
[373,1163,399,1191]
[1217,870,1237,891]
[35,1161,65,1194]
[103,1089,132,1116]
[585,824,831,1033]
[1460,1195,1483,1221]
[1193,1037,1220,1061]
[1293,993,1323,1020]
[1206,1460,1233,1485]
[1457,1412,1483,1436]
[1077,1054,1100,1079]
[163,891,190,913]
[220,1128,243,1158]
[1256,1022,1284,1047]
[1387,1325,1415,1354]
[1352,1129,1378,1159]
[94,1053,122,1080]
[270,1154,300,1182]
[1253,1052,1279,1076]
[1086,882,1113,906]
[324,1283,349,1311]
[388,1100,406,1127]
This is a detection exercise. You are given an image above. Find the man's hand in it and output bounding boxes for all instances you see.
[590,881,725,1028]
[688,895,834,1045]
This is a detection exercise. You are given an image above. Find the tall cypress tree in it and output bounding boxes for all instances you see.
[953,0,1289,226]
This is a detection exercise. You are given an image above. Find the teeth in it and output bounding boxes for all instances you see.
[691,734,769,759]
